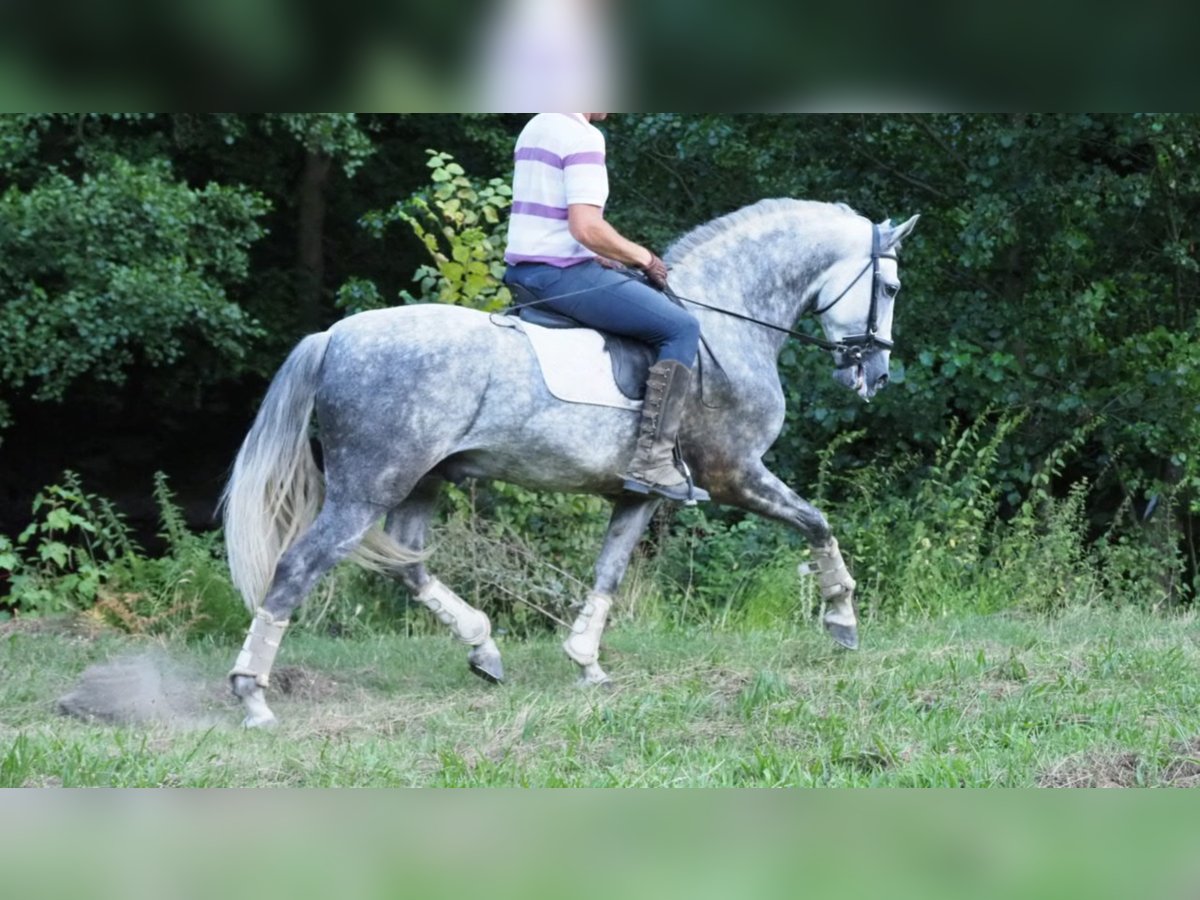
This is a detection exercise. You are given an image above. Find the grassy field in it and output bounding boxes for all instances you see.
[2,606,1198,787]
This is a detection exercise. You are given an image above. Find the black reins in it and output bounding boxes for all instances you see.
[503,222,896,365]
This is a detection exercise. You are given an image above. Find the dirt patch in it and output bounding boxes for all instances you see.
[1161,737,1200,788]
[271,666,339,700]
[1040,737,1200,788]
[56,651,215,727]
[1038,750,1144,788]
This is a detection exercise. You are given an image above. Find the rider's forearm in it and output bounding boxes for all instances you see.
[567,205,654,268]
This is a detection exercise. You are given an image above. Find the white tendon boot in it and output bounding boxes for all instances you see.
[418,578,504,683]
[229,608,290,728]
[563,591,613,686]
[800,538,859,650]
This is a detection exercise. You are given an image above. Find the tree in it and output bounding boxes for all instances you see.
[0,115,269,437]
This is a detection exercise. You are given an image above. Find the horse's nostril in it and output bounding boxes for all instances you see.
[875,373,889,389]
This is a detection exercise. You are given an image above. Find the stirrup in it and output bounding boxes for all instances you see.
[622,454,710,505]
[674,446,710,506]
[622,476,705,504]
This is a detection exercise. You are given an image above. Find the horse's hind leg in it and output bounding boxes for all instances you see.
[230,498,384,727]
[383,477,504,684]
[564,496,661,686]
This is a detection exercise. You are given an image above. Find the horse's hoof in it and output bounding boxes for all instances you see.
[242,710,278,729]
[468,640,505,684]
[575,661,612,688]
[825,621,859,650]
[235,682,278,728]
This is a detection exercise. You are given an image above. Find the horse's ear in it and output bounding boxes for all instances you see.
[882,214,920,250]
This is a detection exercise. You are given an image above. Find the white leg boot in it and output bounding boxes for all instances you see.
[418,578,504,683]
[229,608,290,728]
[563,591,613,686]
[800,538,858,650]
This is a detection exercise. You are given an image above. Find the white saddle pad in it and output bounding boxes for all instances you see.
[516,319,643,411]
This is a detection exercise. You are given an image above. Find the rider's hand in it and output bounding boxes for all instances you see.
[639,251,669,290]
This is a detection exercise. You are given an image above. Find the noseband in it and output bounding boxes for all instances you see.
[812,223,896,364]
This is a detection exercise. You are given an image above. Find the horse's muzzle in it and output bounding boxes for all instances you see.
[832,353,890,402]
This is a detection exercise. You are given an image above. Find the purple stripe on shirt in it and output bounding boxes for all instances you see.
[562,151,606,166]
[511,200,569,220]
[513,147,606,169]
[514,146,564,168]
[504,253,595,267]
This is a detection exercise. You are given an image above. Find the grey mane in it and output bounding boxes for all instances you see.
[665,199,859,265]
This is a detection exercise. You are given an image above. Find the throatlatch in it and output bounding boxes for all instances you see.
[229,608,290,688]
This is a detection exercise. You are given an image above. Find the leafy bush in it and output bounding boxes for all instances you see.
[652,506,797,629]
[0,472,244,638]
[341,149,513,313]
[0,471,129,615]
[96,474,246,639]
[0,147,268,432]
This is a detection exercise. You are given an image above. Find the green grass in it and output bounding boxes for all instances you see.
[1,606,1198,787]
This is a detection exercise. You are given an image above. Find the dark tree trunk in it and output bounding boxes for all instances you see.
[296,150,332,332]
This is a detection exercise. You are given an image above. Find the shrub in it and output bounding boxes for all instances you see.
[0,471,245,639]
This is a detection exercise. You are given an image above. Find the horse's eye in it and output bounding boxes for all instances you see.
[884,282,900,298]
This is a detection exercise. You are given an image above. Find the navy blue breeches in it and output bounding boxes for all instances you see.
[504,261,701,366]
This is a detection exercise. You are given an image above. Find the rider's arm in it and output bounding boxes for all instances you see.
[568,204,655,269]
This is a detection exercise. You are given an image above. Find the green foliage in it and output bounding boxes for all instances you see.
[263,114,376,177]
[0,143,268,420]
[0,472,128,614]
[97,474,245,639]
[334,276,386,317]
[654,507,795,628]
[355,149,512,310]
[0,472,243,639]
[803,415,1188,620]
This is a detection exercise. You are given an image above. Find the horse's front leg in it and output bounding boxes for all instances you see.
[716,464,859,649]
[563,496,661,686]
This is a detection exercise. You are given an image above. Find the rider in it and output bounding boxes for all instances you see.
[503,113,709,504]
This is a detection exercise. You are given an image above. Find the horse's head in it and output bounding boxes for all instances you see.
[815,214,919,402]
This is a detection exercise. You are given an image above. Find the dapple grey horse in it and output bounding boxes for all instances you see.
[222,199,918,727]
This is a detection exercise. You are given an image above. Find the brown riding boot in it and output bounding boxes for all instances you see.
[622,360,710,504]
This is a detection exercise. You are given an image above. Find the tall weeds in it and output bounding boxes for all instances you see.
[1,434,1188,642]
[813,413,1188,618]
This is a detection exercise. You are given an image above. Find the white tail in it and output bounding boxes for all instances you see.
[220,332,422,611]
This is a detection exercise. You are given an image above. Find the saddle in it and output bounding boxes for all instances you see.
[507,283,656,401]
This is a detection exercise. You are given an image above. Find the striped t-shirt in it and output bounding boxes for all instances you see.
[504,113,609,267]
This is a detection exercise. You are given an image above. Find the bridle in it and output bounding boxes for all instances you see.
[808,222,896,365]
